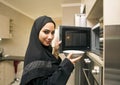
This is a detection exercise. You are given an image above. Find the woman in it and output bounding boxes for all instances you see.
[20,15,81,85]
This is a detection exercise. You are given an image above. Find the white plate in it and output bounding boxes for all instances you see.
[63,50,85,58]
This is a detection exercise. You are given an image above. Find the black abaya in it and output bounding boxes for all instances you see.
[20,16,74,85]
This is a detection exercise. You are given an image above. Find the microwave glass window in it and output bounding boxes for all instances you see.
[59,25,91,52]
[65,31,87,46]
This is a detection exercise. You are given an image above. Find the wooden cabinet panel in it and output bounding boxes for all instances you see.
[0,62,5,85]
[0,61,14,85]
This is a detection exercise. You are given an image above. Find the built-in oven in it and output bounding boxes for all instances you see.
[80,55,103,85]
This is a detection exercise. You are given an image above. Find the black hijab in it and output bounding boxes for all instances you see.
[20,16,61,85]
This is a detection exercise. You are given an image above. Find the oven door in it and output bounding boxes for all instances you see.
[80,56,103,85]
[82,68,99,85]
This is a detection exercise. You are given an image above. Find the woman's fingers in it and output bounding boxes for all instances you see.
[67,53,81,64]
[56,40,62,46]
[53,40,62,51]
[67,53,73,59]
[71,56,81,64]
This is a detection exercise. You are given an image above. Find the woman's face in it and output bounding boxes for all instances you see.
[39,22,55,46]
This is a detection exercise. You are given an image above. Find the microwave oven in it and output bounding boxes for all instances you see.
[59,24,103,56]
[59,25,91,52]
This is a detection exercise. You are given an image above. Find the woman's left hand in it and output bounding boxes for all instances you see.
[52,40,62,58]
[54,40,62,51]
[67,53,81,65]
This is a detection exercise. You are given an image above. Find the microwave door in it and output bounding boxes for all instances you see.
[59,26,91,53]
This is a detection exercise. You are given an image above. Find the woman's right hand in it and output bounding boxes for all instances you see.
[66,53,81,65]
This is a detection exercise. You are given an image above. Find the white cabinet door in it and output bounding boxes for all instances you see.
[0,14,10,38]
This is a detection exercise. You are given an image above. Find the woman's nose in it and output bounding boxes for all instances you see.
[48,33,54,39]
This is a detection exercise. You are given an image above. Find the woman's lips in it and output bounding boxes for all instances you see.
[46,41,52,44]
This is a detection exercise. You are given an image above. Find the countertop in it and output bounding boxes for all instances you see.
[3,52,102,65]
[86,52,103,67]
[0,56,24,61]
[60,52,104,67]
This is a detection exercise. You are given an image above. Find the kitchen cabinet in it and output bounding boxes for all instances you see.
[80,1,103,85]
[0,56,24,85]
[61,0,120,85]
[0,61,14,85]
[0,61,4,85]
[81,0,120,85]
[0,14,11,39]
[81,0,103,27]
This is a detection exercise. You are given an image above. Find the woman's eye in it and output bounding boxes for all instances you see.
[51,31,55,35]
[43,30,50,34]
[43,30,55,35]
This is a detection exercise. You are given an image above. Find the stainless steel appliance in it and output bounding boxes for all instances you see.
[104,25,120,85]
[78,55,103,85]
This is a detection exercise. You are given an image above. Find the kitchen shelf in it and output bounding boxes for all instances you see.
[86,0,103,20]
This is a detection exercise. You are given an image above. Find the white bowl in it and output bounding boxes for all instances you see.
[63,50,85,58]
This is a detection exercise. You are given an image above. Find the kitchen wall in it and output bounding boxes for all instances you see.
[62,4,81,26]
[63,0,81,3]
[0,2,34,56]
[0,2,62,56]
